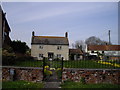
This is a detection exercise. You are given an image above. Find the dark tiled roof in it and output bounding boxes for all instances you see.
[88,45,120,51]
[31,36,69,45]
[69,49,83,54]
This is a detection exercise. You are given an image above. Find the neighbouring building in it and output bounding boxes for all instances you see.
[86,45,120,60]
[0,5,11,47]
[69,49,83,60]
[31,31,69,60]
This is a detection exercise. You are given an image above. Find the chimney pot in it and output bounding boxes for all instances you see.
[32,31,35,36]
[65,32,68,38]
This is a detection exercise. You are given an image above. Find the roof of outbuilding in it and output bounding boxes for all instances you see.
[69,49,83,54]
[88,45,120,51]
[31,36,69,45]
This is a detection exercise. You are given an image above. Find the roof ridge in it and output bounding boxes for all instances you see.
[33,36,67,38]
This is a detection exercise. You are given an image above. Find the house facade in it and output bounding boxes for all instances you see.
[86,45,120,60]
[31,32,69,60]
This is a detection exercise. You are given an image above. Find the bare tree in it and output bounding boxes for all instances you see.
[85,36,111,45]
[72,40,86,51]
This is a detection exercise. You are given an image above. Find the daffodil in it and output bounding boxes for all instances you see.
[44,65,49,69]
[97,60,120,68]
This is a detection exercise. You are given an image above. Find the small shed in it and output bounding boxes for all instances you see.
[69,49,83,60]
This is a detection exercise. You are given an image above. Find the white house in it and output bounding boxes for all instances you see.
[31,31,69,60]
[86,45,120,60]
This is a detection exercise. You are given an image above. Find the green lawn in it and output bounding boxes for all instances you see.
[8,60,117,69]
[60,81,120,88]
[2,80,44,88]
[14,60,43,67]
[63,60,115,69]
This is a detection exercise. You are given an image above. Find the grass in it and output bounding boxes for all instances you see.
[63,60,115,69]
[14,60,43,67]
[2,80,44,89]
[7,59,118,69]
[60,81,120,88]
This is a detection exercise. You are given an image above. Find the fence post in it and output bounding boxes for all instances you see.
[61,57,63,81]
[43,57,45,81]
[61,57,63,70]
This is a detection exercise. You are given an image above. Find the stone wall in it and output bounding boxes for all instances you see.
[2,66,43,82]
[62,68,120,84]
[2,66,120,84]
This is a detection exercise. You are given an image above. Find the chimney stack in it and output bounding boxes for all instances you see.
[32,31,35,36]
[65,32,68,38]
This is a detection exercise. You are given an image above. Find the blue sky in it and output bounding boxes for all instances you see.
[2,2,118,47]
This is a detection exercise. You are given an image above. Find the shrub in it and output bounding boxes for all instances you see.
[44,69,52,76]
[15,56,34,62]
[2,50,16,65]
[80,77,86,84]
[2,49,34,66]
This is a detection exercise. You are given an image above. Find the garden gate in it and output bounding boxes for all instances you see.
[43,57,63,82]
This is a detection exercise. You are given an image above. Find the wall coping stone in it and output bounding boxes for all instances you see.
[2,66,43,70]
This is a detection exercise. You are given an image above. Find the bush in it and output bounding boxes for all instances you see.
[80,77,86,84]
[2,49,34,66]
[2,50,16,65]
[15,56,34,62]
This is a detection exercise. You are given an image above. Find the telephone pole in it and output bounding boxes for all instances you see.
[108,30,111,45]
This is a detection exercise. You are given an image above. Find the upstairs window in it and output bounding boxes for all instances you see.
[57,46,62,50]
[39,45,43,49]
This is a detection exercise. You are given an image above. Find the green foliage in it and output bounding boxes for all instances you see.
[63,60,115,69]
[2,50,16,65]
[61,81,120,88]
[10,40,29,54]
[15,60,43,67]
[80,77,86,84]
[55,68,62,80]
[15,56,33,62]
[2,49,35,66]
[2,80,43,88]
[44,69,52,76]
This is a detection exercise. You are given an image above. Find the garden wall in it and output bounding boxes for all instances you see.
[2,66,43,82]
[62,68,120,84]
[2,66,120,84]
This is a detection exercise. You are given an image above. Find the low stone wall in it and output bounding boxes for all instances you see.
[2,66,120,84]
[2,66,43,82]
[62,68,120,84]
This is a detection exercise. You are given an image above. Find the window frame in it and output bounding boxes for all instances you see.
[39,45,43,49]
[57,45,62,50]
[57,54,61,58]
[39,54,43,58]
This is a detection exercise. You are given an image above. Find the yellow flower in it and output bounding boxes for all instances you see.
[50,68,55,70]
[49,71,52,75]
[57,68,61,71]
[97,60,120,68]
[44,65,49,69]
[114,63,120,67]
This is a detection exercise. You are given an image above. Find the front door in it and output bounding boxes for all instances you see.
[48,52,54,60]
